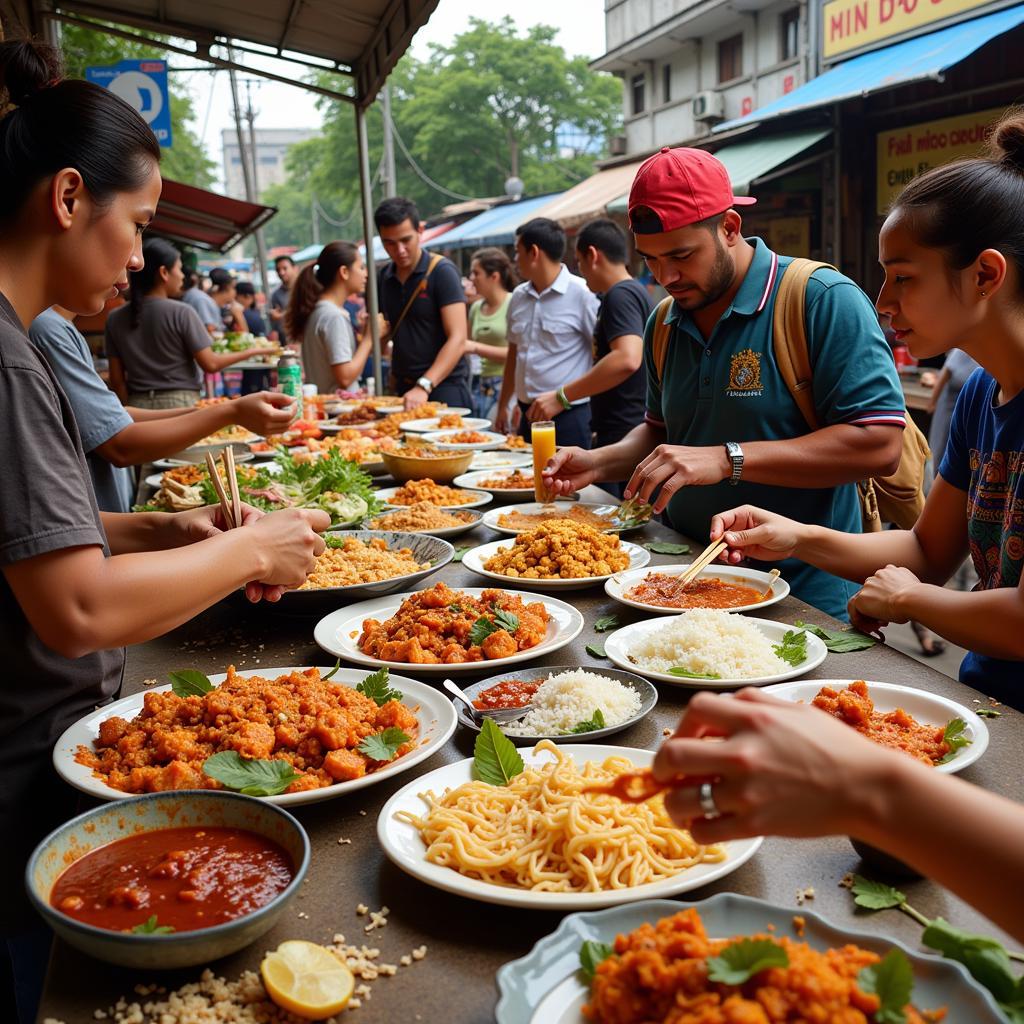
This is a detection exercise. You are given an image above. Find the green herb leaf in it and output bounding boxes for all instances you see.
[579,940,615,982]
[976,707,1002,718]
[494,606,520,633]
[644,541,691,555]
[452,545,472,562]
[851,875,906,910]
[323,657,342,681]
[469,607,520,647]
[773,629,808,667]
[668,666,722,679]
[706,938,789,985]
[358,727,411,762]
[923,918,1023,1006]
[324,534,347,549]
[202,751,302,796]
[169,670,214,698]
[586,642,607,659]
[473,717,524,786]
[857,949,913,1024]
[594,614,621,633]
[356,666,403,706]
[131,915,175,935]
[937,718,972,764]
[571,708,607,734]
[794,620,877,653]
[449,603,463,613]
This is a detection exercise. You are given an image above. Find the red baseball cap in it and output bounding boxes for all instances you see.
[628,146,756,233]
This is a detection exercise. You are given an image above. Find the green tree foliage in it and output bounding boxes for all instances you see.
[59,23,216,188]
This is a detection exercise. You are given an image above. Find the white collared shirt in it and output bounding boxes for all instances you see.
[506,264,599,402]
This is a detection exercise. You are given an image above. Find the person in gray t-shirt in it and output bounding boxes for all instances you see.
[269,254,297,339]
[181,272,221,332]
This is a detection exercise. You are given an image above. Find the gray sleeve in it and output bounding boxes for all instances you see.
[177,304,213,355]
[319,310,356,365]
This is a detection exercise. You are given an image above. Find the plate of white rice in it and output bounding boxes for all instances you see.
[452,667,657,744]
[605,609,827,688]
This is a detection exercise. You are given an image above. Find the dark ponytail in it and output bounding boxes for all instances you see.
[128,237,180,328]
[471,247,517,291]
[892,109,1024,299]
[285,241,359,339]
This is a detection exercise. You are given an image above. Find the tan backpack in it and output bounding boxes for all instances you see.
[650,258,930,532]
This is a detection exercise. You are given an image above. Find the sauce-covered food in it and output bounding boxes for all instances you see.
[497,505,617,532]
[626,573,766,609]
[472,678,544,710]
[51,826,293,934]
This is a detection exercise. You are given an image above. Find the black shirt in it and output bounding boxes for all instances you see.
[378,250,468,385]
[244,307,268,336]
[590,278,652,444]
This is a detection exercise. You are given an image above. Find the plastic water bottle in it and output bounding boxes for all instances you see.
[277,350,302,421]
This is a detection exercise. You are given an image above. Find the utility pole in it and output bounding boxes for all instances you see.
[242,76,271,303]
[380,82,397,199]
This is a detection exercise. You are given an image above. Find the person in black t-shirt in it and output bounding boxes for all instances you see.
[527,218,651,453]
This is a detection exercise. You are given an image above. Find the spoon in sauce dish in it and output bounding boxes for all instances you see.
[442,678,534,725]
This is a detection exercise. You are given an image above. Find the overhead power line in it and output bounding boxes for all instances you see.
[383,108,477,202]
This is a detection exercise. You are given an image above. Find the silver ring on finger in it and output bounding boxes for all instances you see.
[698,781,721,819]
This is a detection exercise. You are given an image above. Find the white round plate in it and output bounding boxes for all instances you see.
[463,539,650,590]
[762,678,990,774]
[377,744,762,910]
[145,461,282,490]
[494,893,1006,1024]
[313,588,585,675]
[53,667,457,808]
[359,508,485,539]
[422,429,507,451]
[482,501,648,536]
[605,563,790,615]
[453,468,536,498]
[469,451,533,470]
[400,415,488,433]
[374,485,493,510]
[605,615,827,688]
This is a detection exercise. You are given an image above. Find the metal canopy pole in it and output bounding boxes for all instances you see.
[356,102,382,395]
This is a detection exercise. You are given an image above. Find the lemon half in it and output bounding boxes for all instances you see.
[261,939,355,1020]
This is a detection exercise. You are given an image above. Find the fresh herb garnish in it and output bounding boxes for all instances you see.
[357,727,411,762]
[594,614,621,633]
[794,620,877,653]
[571,708,606,734]
[644,541,690,555]
[169,670,214,698]
[131,915,175,935]
[469,607,520,646]
[356,666,403,706]
[851,875,908,911]
[473,718,524,785]
[773,629,807,667]
[857,948,913,1024]
[323,657,342,680]
[449,603,463,613]
[937,718,971,764]
[202,751,302,796]
[452,545,472,562]
[976,707,1002,718]
[668,667,721,679]
[579,940,615,982]
[706,938,789,985]
[586,642,607,659]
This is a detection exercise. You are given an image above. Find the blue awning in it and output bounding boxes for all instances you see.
[430,193,564,250]
[716,3,1024,131]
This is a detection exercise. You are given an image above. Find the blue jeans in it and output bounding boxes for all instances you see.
[518,401,592,449]
[472,375,503,421]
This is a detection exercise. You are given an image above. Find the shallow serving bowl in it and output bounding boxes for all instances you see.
[26,790,309,969]
[381,448,474,483]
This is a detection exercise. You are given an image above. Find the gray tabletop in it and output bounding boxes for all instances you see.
[37,487,1021,1022]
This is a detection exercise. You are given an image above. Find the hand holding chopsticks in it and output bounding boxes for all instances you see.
[664,537,728,598]
[204,448,243,530]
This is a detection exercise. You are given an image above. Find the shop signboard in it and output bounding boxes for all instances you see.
[875,107,1001,213]
[86,59,172,148]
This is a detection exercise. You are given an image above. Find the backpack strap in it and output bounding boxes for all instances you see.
[650,296,674,384]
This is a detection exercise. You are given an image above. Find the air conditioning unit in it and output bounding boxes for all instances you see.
[609,135,628,156]
[692,90,725,123]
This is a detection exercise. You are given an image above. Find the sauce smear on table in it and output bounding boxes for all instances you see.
[473,678,544,710]
[51,826,293,933]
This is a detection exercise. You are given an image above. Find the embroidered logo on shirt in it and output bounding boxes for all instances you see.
[726,348,762,397]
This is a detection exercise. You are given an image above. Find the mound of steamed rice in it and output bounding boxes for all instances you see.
[504,670,642,736]
[627,608,788,678]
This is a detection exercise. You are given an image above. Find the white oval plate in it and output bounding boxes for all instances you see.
[605,615,827,688]
[400,414,488,433]
[377,744,761,910]
[495,893,1006,1024]
[605,563,790,615]
[762,678,990,774]
[469,451,533,470]
[374,485,493,510]
[453,468,536,498]
[53,667,457,807]
[482,501,648,536]
[313,588,585,675]
[463,539,650,591]
[359,508,485,539]
[422,429,507,451]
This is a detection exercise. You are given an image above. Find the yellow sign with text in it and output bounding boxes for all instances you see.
[876,107,1001,213]
[824,0,995,58]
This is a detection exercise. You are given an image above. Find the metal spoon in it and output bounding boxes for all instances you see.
[442,678,533,725]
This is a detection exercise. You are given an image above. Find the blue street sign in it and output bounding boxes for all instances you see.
[85,59,172,147]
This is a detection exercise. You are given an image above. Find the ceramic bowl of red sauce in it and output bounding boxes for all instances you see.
[26,790,309,969]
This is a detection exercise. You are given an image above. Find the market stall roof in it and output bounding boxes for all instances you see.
[428,194,563,250]
[151,178,276,252]
[531,161,644,230]
[715,2,1024,131]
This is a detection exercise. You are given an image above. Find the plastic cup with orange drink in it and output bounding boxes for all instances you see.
[531,420,557,503]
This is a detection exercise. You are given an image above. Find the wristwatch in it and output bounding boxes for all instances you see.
[724,442,744,485]
[416,375,434,394]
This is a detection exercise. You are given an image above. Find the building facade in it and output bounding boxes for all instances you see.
[221,128,319,202]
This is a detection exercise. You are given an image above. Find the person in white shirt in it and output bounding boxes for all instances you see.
[495,217,599,447]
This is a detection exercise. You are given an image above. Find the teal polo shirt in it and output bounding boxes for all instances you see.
[644,238,906,620]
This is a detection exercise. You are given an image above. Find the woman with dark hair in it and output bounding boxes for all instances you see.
[285,241,378,392]
[105,238,275,408]
[706,110,1024,711]
[465,246,515,420]
[0,40,327,1021]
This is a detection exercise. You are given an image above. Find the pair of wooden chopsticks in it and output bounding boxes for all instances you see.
[667,537,728,597]
[205,448,242,529]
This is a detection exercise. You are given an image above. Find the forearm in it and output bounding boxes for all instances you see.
[424,332,466,386]
[100,405,236,466]
[204,349,265,371]
[795,523,930,583]
[128,406,197,422]
[332,340,373,389]
[897,584,1024,659]
[563,350,637,403]
[469,341,509,363]
[497,347,517,408]
[101,511,174,554]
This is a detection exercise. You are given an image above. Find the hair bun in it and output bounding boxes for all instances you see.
[0,38,63,107]
[990,110,1024,175]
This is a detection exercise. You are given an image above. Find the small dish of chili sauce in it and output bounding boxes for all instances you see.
[472,678,544,711]
[51,827,294,933]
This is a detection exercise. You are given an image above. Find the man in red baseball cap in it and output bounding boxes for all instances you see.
[542,145,911,621]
